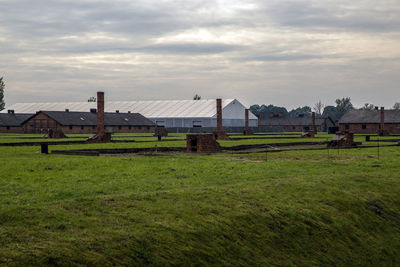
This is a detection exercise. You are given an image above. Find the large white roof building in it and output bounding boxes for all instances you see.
[3,99,258,128]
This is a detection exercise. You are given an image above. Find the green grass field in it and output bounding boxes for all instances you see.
[0,133,400,265]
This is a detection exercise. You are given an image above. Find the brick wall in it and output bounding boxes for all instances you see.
[339,123,400,134]
[281,125,322,132]
[23,113,155,134]
[216,98,222,131]
[0,126,25,133]
[97,91,105,137]
[187,133,221,152]
[59,125,155,134]
[24,113,61,134]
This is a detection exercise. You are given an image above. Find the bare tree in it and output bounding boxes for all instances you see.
[313,100,324,115]
[360,103,375,110]
[193,94,201,100]
[87,96,96,102]
[393,102,400,110]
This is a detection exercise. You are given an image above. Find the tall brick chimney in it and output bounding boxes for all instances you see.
[269,112,274,118]
[97,91,105,137]
[259,111,264,120]
[245,109,249,132]
[216,98,222,132]
[312,112,316,132]
[380,106,385,131]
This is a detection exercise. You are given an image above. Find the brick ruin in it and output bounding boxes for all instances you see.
[328,131,356,147]
[48,128,67,139]
[154,127,168,137]
[213,98,230,140]
[301,131,315,138]
[186,133,221,153]
[312,112,317,133]
[243,109,253,135]
[87,91,111,143]
[378,107,389,136]
[301,112,316,138]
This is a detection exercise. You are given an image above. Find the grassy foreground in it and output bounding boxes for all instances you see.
[0,139,400,265]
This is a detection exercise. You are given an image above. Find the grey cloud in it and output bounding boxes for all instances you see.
[135,43,244,55]
[1,0,400,108]
[261,1,400,32]
[236,54,325,62]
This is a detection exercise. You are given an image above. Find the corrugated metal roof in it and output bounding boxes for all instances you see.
[339,109,400,123]
[3,99,244,118]
[30,111,155,126]
[0,113,33,126]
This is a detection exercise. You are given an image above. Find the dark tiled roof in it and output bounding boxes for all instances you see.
[258,116,326,127]
[339,109,400,124]
[31,111,155,126]
[0,113,33,126]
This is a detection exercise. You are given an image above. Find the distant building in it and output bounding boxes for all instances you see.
[22,110,155,134]
[258,112,335,132]
[338,108,400,134]
[3,99,257,129]
[0,111,32,133]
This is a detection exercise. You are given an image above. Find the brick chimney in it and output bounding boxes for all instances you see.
[279,111,284,118]
[312,112,316,132]
[259,111,264,120]
[245,109,249,132]
[269,112,274,118]
[380,106,385,131]
[97,91,105,137]
[216,98,222,132]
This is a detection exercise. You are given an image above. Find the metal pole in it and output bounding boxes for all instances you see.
[378,136,380,160]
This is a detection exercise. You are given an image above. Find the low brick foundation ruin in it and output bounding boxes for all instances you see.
[213,131,231,140]
[48,129,67,139]
[87,132,112,143]
[328,131,356,147]
[187,133,221,153]
[378,129,390,136]
[154,127,168,137]
[301,131,315,138]
[243,129,254,135]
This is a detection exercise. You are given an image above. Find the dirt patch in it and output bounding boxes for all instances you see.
[367,200,384,216]
[233,157,264,163]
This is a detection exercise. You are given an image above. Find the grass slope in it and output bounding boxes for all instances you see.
[0,136,400,265]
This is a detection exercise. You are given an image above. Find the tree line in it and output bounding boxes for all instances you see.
[250,97,400,122]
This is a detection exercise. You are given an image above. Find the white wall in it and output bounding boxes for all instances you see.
[149,117,257,128]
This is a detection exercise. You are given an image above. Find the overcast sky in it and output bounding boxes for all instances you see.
[1,0,399,109]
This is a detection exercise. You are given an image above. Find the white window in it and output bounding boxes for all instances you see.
[193,120,202,127]
[156,121,165,127]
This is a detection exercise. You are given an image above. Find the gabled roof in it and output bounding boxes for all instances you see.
[28,111,155,126]
[259,116,327,127]
[2,99,257,119]
[339,109,400,123]
[0,113,33,126]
